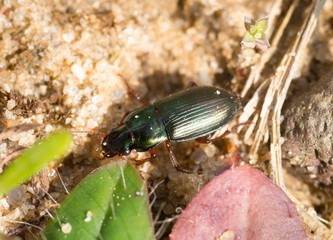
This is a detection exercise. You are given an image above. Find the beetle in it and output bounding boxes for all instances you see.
[102,86,241,172]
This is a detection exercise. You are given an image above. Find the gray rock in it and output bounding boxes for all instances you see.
[282,72,333,188]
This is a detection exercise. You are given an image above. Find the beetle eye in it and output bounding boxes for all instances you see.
[123,148,131,156]
[103,151,116,158]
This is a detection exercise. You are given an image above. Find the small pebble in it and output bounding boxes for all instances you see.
[65,118,72,125]
[7,187,26,205]
[71,63,86,82]
[0,143,7,153]
[45,125,53,132]
[4,110,16,120]
[18,132,36,147]
[0,199,10,210]
[7,99,16,110]
[62,31,75,43]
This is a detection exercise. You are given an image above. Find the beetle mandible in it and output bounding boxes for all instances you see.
[102,85,241,172]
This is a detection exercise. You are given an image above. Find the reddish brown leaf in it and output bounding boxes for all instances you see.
[170,164,307,240]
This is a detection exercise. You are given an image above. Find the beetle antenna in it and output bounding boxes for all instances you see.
[118,73,149,105]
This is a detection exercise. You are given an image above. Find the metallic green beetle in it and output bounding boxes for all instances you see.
[102,86,241,171]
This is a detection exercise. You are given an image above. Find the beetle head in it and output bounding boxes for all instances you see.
[101,125,133,158]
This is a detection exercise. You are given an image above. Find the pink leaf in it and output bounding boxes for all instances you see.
[170,164,307,240]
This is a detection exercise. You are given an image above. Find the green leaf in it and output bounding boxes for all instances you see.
[243,31,256,42]
[44,161,155,240]
[244,16,256,32]
[255,17,268,33]
[242,16,270,49]
[0,130,72,196]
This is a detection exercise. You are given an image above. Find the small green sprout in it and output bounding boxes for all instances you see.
[0,130,72,196]
[242,16,270,49]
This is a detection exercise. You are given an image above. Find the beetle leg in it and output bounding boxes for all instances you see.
[119,111,131,125]
[120,74,150,105]
[209,122,253,143]
[186,81,198,89]
[164,141,192,173]
[133,149,158,166]
[218,121,253,139]
[194,122,253,146]
[195,133,213,144]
